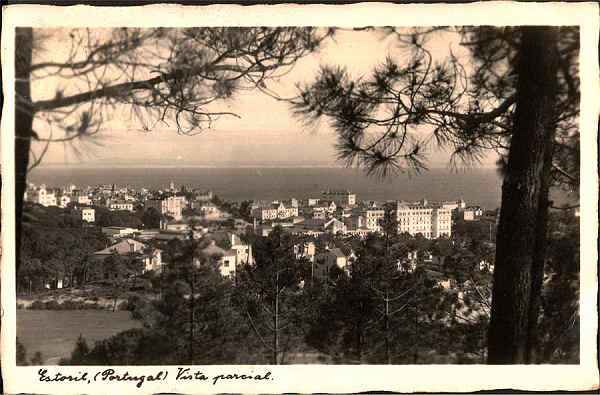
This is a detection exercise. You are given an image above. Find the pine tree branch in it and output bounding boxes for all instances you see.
[552,164,577,182]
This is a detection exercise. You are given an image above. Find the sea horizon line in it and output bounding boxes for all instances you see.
[31,164,500,171]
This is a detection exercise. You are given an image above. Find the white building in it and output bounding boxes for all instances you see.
[441,199,466,211]
[324,218,347,235]
[199,233,253,278]
[251,201,298,221]
[197,202,220,215]
[229,233,253,266]
[32,187,57,207]
[165,222,190,232]
[109,200,134,212]
[365,208,385,233]
[76,195,92,205]
[92,238,162,274]
[311,201,337,220]
[306,198,320,206]
[294,241,316,263]
[102,226,138,238]
[396,201,452,239]
[143,248,164,273]
[145,196,184,220]
[431,207,452,238]
[81,207,95,223]
[59,194,71,208]
[464,206,483,221]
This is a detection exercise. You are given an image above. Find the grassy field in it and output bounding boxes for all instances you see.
[17,310,142,365]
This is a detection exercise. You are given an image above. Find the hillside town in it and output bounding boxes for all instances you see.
[22,179,495,287]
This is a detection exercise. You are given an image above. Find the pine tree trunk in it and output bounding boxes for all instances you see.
[487,27,559,364]
[15,28,34,275]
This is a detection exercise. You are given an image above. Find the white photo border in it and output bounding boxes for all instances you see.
[1,2,598,393]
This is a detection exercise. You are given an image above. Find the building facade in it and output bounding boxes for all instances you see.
[109,200,134,212]
[251,202,299,221]
[463,206,483,221]
[81,207,95,223]
[145,196,184,220]
[30,187,57,207]
[396,201,452,238]
[365,208,385,233]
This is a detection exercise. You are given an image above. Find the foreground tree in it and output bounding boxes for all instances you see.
[233,227,309,364]
[487,27,560,364]
[293,26,579,363]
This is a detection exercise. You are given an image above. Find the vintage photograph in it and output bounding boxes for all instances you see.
[2,3,598,393]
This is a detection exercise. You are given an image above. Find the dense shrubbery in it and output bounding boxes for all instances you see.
[92,205,142,228]
[18,204,110,294]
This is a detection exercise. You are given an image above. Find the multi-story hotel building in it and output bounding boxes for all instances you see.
[396,200,452,238]
[145,195,185,220]
[364,208,385,233]
[431,207,452,237]
[362,200,452,238]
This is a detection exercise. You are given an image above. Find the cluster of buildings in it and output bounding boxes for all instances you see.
[24,181,220,223]
[87,229,253,281]
[292,237,494,287]
[25,183,92,208]
[253,190,464,240]
[30,178,491,290]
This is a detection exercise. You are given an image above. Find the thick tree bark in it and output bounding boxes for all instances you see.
[487,27,559,364]
[15,27,34,276]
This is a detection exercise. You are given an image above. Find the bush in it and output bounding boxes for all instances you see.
[44,300,62,310]
[129,279,152,292]
[61,300,77,310]
[123,294,153,320]
[65,328,174,365]
[29,300,46,310]
[16,337,27,365]
[68,335,91,365]
[30,351,44,365]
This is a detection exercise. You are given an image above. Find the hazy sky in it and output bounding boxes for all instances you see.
[31,28,498,168]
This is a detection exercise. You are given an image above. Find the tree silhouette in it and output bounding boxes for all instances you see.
[293,26,579,363]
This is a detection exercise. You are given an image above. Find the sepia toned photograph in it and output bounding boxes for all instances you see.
[2,3,598,393]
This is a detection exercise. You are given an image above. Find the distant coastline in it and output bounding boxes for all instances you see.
[28,166,504,210]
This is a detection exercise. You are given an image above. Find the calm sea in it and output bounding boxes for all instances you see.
[28,167,503,209]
